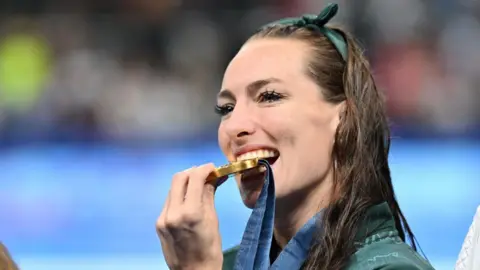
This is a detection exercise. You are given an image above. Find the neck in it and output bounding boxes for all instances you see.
[273,174,333,248]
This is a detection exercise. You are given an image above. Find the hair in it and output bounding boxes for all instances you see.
[0,243,19,270]
[248,26,418,270]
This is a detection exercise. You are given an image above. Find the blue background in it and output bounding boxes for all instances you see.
[1,139,479,270]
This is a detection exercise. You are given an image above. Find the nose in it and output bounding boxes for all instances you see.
[223,104,256,139]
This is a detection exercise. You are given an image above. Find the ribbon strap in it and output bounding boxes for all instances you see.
[234,159,275,269]
[261,3,347,61]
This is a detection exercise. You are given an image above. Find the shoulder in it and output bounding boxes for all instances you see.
[222,245,240,270]
[346,232,435,270]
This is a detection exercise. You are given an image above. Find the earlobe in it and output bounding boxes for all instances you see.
[330,101,346,133]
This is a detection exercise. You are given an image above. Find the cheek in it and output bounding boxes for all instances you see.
[295,113,337,178]
[299,117,335,159]
[258,111,296,143]
[274,107,336,172]
[217,124,232,161]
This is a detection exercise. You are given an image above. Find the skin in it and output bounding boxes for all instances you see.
[157,164,224,270]
[157,38,344,269]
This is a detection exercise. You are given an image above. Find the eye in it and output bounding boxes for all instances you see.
[257,90,285,103]
[215,104,234,116]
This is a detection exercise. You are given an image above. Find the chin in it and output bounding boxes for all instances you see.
[241,189,262,209]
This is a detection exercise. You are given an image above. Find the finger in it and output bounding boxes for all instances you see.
[156,192,178,264]
[156,191,171,233]
[203,179,217,204]
[169,168,192,207]
[184,163,216,208]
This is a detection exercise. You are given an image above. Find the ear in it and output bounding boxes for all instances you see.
[330,101,346,134]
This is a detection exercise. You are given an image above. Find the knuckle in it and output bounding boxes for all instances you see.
[164,210,202,228]
[156,218,166,231]
[171,172,188,187]
[156,218,169,235]
[182,209,202,224]
[164,213,182,229]
[207,162,215,168]
[201,163,216,170]
[192,163,215,177]
[172,171,186,181]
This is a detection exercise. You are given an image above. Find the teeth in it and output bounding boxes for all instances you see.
[237,149,278,161]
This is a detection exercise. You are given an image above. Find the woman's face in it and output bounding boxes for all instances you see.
[217,38,342,208]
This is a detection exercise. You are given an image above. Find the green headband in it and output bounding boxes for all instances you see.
[260,3,347,61]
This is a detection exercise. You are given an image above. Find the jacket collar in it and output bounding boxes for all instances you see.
[355,202,398,244]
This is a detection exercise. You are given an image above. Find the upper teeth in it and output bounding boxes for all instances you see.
[237,150,278,161]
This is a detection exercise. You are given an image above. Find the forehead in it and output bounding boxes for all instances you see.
[221,38,310,91]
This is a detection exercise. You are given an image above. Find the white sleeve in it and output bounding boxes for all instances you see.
[456,206,480,270]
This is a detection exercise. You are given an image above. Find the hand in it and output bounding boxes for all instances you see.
[156,163,225,270]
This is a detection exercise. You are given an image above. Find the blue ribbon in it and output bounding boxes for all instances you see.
[233,160,320,270]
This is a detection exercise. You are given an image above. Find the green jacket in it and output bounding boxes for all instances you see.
[222,203,434,269]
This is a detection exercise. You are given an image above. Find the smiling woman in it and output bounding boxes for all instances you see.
[156,3,435,270]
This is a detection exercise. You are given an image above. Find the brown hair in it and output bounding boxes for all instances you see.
[0,243,19,270]
[248,25,417,270]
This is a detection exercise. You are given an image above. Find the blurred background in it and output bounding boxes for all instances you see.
[0,0,479,269]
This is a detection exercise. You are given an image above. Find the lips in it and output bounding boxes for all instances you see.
[232,146,280,189]
[238,149,279,177]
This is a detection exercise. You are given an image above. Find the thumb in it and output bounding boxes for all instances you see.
[203,180,218,204]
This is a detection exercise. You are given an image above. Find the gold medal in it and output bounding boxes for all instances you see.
[207,158,260,182]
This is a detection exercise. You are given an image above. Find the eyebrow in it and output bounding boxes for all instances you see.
[217,77,283,101]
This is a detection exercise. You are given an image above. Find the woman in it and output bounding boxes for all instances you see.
[156,4,435,270]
